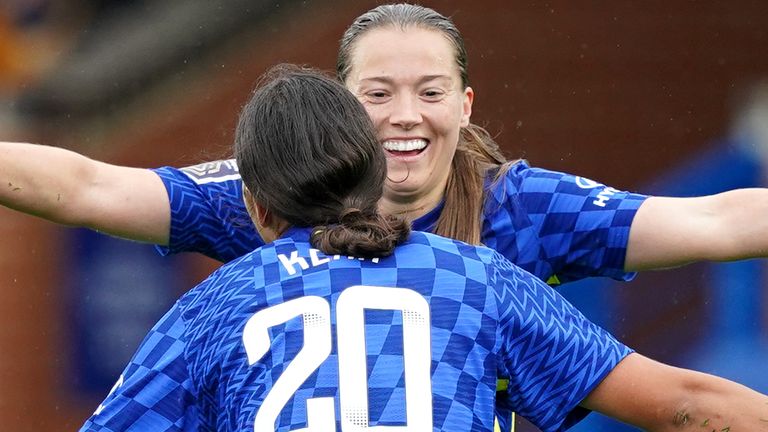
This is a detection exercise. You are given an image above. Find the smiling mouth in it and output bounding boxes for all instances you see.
[382,139,428,157]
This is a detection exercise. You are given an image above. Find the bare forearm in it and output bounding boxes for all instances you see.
[626,189,768,271]
[584,354,768,431]
[0,141,93,224]
[648,371,768,432]
[706,188,768,260]
[0,141,171,244]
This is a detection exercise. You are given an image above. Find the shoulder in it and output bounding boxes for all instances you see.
[178,251,261,317]
[487,159,592,193]
[486,160,647,210]
[152,159,242,191]
[406,231,504,271]
[174,249,268,369]
[174,159,241,184]
[485,160,556,207]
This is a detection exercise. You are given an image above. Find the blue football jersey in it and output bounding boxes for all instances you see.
[81,228,632,432]
[152,160,647,284]
[152,160,256,262]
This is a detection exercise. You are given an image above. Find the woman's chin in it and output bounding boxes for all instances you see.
[384,176,424,197]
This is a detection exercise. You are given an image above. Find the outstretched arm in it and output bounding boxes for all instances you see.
[582,353,768,431]
[1,141,171,244]
[625,190,768,271]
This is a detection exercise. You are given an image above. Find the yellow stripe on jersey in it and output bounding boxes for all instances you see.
[496,378,508,391]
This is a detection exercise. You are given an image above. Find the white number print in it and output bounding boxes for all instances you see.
[242,286,433,431]
[243,296,334,431]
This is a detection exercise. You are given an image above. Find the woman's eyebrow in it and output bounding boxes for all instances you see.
[358,74,453,86]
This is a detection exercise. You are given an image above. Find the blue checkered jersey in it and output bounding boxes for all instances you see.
[81,228,632,432]
[481,162,647,284]
[152,160,646,284]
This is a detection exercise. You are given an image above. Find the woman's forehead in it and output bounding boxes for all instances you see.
[355,26,454,56]
[349,27,459,78]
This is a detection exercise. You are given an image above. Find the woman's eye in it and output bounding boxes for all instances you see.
[364,90,390,102]
[423,89,444,99]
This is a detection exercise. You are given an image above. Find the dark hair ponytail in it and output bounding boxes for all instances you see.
[310,208,410,257]
[235,64,410,257]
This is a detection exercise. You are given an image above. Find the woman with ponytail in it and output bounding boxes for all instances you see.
[233,64,409,259]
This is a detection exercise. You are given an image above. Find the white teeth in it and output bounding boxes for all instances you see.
[382,139,428,152]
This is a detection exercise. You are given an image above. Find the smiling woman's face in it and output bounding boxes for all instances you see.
[344,26,473,209]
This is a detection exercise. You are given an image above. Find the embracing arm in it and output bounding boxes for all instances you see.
[1,141,170,244]
[625,189,768,271]
[582,353,768,431]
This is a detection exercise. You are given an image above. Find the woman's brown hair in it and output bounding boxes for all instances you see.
[337,3,514,245]
[235,64,410,257]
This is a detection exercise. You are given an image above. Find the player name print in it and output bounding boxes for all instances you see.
[575,176,619,208]
[278,249,380,275]
[180,159,241,184]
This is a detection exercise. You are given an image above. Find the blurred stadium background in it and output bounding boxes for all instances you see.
[1,0,767,430]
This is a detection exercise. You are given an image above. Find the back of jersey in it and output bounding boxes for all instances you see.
[180,228,501,431]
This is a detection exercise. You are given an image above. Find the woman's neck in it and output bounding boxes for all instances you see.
[379,187,445,221]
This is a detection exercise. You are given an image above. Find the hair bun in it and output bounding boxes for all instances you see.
[339,207,364,224]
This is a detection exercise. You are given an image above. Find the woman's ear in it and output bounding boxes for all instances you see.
[243,187,269,226]
[242,186,288,243]
[242,187,257,221]
[255,203,272,228]
[243,186,273,231]
[460,86,474,127]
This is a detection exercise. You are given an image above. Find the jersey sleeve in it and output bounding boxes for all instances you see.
[487,252,633,431]
[79,305,198,432]
[483,161,648,284]
[151,161,263,263]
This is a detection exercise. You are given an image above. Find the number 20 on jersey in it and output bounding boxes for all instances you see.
[243,285,433,431]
